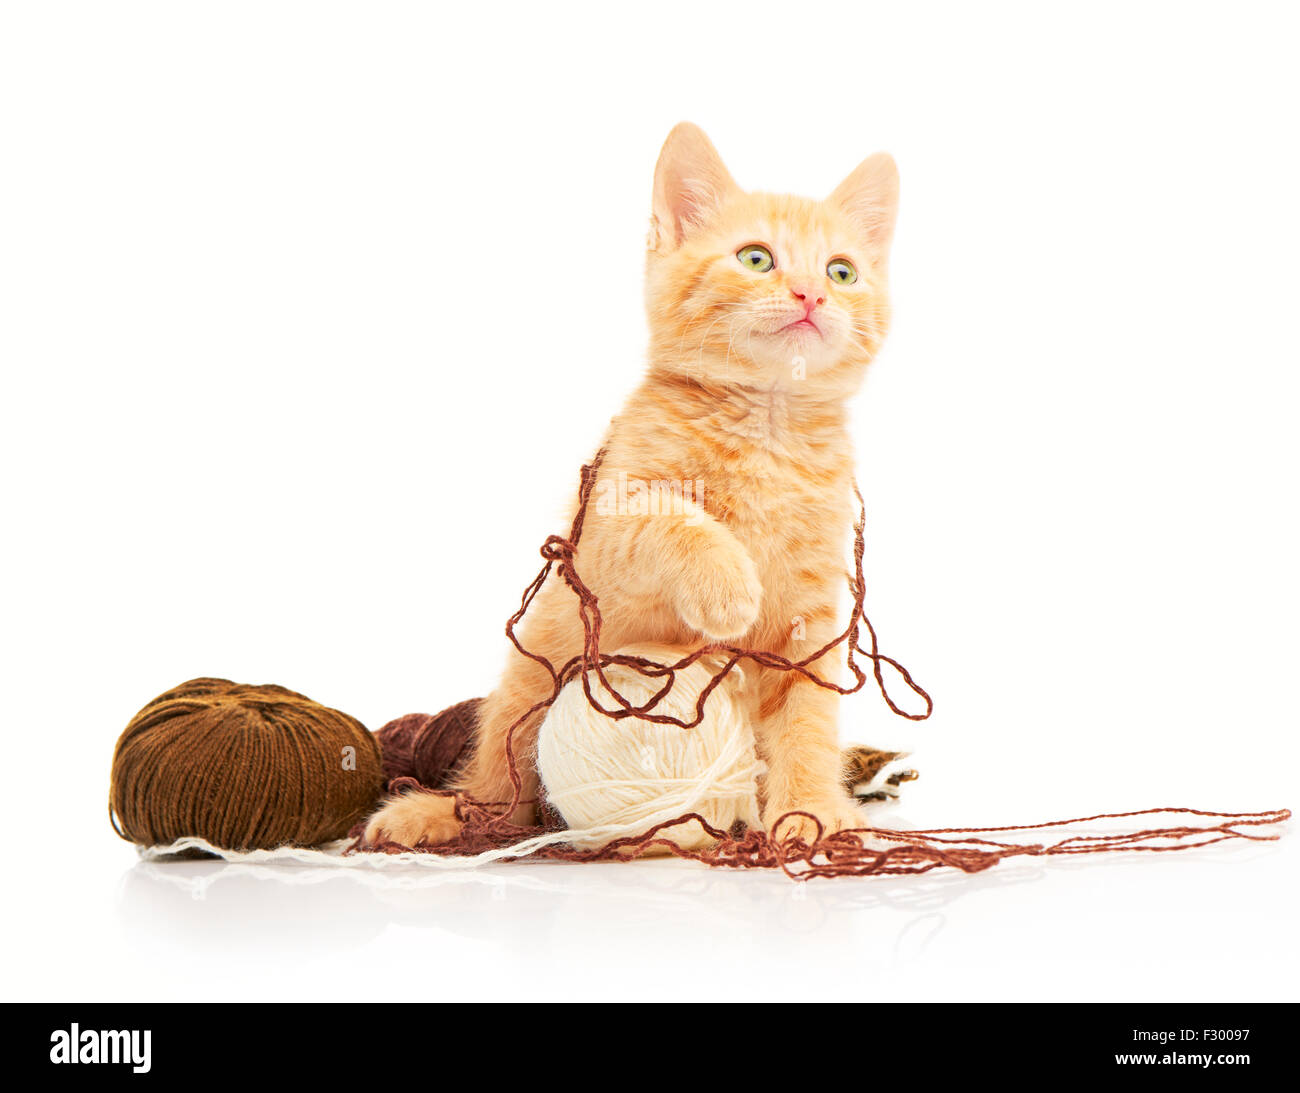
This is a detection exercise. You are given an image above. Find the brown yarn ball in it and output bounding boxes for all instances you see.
[372,697,481,790]
[109,677,383,851]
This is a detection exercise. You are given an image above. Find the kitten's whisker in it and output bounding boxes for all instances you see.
[690,304,745,376]
[671,300,728,365]
[723,315,765,382]
[674,300,737,355]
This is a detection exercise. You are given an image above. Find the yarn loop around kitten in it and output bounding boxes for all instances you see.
[110,677,383,852]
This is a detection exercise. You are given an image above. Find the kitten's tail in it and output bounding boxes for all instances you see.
[842,745,917,803]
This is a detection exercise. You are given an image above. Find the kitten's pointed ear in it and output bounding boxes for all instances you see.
[830,152,900,259]
[651,123,739,250]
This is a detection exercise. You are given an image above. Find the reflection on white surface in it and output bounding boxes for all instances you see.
[107,831,1295,1002]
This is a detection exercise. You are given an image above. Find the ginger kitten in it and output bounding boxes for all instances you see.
[365,122,901,848]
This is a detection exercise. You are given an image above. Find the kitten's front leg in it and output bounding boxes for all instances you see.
[667,519,763,641]
[589,498,762,641]
[757,670,868,843]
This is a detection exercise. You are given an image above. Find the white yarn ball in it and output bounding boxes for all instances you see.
[537,644,763,851]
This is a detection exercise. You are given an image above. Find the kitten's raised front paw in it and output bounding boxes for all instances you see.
[764,797,869,846]
[362,791,463,849]
[675,544,763,641]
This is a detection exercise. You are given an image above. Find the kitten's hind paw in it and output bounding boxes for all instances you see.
[362,790,463,849]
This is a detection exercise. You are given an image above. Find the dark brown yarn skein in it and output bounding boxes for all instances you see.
[373,698,482,790]
[109,677,383,851]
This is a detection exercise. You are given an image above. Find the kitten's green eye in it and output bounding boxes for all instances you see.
[736,244,775,273]
[827,258,858,285]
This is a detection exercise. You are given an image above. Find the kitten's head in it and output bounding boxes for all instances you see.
[645,123,898,391]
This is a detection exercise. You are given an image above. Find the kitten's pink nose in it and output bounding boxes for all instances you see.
[790,284,826,313]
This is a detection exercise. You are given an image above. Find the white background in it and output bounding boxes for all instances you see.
[1,1,1296,1002]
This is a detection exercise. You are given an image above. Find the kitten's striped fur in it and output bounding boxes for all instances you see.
[365,123,900,848]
